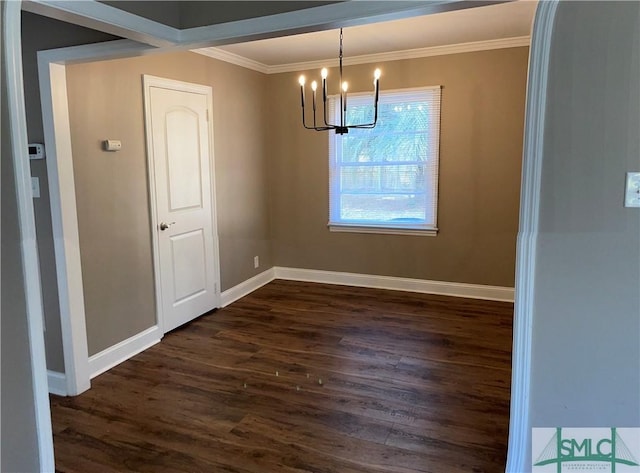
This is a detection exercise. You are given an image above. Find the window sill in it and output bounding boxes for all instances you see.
[328,224,438,237]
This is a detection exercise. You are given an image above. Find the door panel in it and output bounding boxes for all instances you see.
[145,79,219,333]
[166,109,203,211]
[170,230,207,303]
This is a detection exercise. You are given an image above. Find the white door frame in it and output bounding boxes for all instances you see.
[505,1,559,471]
[142,74,222,333]
[3,2,55,470]
[7,1,560,470]
[37,40,154,397]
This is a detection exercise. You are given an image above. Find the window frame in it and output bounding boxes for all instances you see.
[328,86,442,236]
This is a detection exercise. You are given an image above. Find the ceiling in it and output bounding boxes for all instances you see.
[100,1,341,29]
[209,0,537,68]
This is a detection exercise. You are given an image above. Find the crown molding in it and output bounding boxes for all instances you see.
[267,35,531,73]
[192,47,269,74]
[194,35,531,75]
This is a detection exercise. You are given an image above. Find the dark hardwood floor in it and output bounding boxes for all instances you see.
[50,280,513,473]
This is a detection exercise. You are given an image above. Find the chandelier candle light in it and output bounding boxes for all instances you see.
[298,28,381,134]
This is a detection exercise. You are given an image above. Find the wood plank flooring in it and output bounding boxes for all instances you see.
[50,280,513,473]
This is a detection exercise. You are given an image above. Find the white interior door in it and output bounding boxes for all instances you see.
[144,76,220,333]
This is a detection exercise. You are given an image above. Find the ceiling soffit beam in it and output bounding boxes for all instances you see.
[22,0,506,52]
[22,0,179,48]
[178,1,505,49]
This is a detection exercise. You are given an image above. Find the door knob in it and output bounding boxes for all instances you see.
[159,221,175,231]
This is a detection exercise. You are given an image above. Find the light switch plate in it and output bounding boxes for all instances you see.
[31,177,40,198]
[625,172,640,208]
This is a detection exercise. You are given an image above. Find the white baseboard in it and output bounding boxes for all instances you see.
[79,269,511,384]
[273,267,515,302]
[47,370,68,396]
[220,268,276,307]
[88,325,162,379]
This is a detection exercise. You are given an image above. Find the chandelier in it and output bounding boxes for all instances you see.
[298,28,381,135]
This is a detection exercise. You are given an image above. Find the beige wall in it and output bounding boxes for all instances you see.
[31,19,527,368]
[21,11,118,371]
[267,47,528,287]
[66,51,271,356]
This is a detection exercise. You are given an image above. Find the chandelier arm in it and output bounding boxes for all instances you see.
[299,27,381,134]
[323,95,331,127]
[322,74,330,126]
[349,92,380,129]
[322,96,339,128]
[372,91,380,124]
[351,106,379,128]
[346,106,379,129]
[312,101,317,129]
[300,85,317,130]
[301,104,320,130]
[301,105,310,129]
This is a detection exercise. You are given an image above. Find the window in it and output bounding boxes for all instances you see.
[329,86,441,235]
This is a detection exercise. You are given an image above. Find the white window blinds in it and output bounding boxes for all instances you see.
[328,86,442,233]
